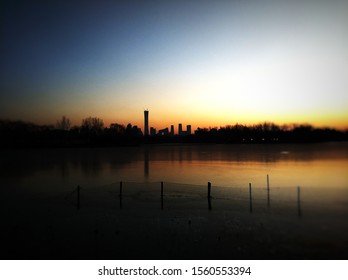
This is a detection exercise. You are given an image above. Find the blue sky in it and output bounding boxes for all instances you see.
[1,0,348,130]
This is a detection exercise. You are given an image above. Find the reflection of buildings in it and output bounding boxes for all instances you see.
[144,110,149,136]
[144,146,149,178]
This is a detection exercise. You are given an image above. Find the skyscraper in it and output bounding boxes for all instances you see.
[144,110,149,136]
[187,125,191,135]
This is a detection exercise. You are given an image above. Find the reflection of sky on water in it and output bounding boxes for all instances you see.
[0,143,347,193]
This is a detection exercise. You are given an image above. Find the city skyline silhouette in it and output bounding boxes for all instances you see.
[1,0,348,131]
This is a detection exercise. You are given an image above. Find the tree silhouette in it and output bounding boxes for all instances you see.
[1,118,347,148]
[110,123,126,134]
[81,117,104,132]
[56,116,71,131]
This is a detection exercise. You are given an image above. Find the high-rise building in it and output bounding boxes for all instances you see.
[178,123,182,135]
[177,123,192,135]
[170,125,174,136]
[144,110,149,136]
[187,125,191,135]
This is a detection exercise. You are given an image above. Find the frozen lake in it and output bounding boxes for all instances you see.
[1,142,347,259]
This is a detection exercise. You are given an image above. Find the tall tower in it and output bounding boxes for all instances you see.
[187,125,191,135]
[144,110,149,136]
[178,123,182,135]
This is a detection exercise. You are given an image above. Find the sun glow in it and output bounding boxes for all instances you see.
[1,1,347,131]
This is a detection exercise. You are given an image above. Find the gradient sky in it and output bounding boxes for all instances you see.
[1,0,348,131]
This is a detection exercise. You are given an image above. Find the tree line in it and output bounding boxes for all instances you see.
[1,116,347,148]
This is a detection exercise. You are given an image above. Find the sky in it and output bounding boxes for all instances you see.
[1,0,348,131]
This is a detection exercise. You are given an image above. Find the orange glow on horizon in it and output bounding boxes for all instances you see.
[13,100,347,132]
[103,114,348,133]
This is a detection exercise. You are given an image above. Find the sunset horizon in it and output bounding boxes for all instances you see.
[1,0,347,133]
[1,110,348,133]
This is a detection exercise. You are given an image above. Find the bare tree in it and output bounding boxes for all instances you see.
[56,116,71,131]
[81,117,104,131]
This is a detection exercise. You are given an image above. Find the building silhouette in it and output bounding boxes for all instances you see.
[143,110,190,137]
[178,123,183,135]
[144,110,149,136]
[178,123,191,136]
[187,125,191,135]
[158,128,169,136]
[150,127,156,136]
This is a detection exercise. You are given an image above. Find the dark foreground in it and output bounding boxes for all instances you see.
[1,182,347,260]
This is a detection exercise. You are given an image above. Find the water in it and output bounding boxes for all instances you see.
[1,142,347,259]
[1,142,347,190]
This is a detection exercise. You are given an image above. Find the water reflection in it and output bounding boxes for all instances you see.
[0,143,347,190]
[144,146,149,178]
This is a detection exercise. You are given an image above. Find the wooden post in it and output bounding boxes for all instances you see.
[77,185,80,209]
[208,182,211,198]
[297,186,301,217]
[267,174,270,207]
[119,181,123,197]
[207,182,212,210]
[208,196,212,211]
[249,183,252,213]
[161,182,164,210]
[119,181,123,209]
